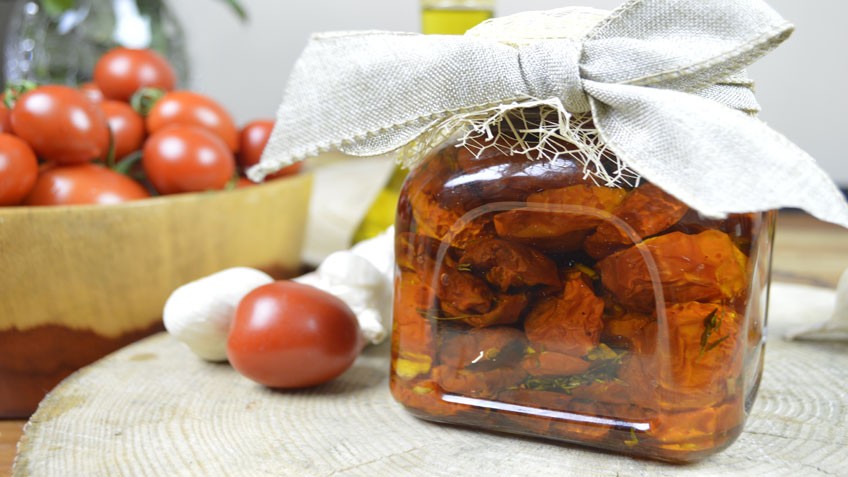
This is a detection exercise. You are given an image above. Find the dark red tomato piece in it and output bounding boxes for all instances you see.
[93,47,176,101]
[79,82,105,104]
[142,125,236,194]
[147,91,239,152]
[10,85,110,164]
[23,163,149,205]
[235,177,256,188]
[227,281,363,389]
[0,134,39,205]
[268,162,303,180]
[101,100,145,160]
[237,119,302,179]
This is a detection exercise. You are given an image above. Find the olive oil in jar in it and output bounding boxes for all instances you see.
[351,0,495,244]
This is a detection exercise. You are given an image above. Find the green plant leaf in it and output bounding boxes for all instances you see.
[42,0,75,17]
[220,0,248,21]
[698,308,719,357]
[39,0,246,21]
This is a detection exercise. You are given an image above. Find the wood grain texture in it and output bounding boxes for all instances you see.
[0,422,23,477]
[4,211,847,476]
[772,212,848,287]
[0,322,164,419]
[12,281,847,476]
[0,174,311,417]
[0,173,312,336]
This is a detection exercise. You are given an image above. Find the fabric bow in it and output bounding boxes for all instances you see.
[252,0,848,227]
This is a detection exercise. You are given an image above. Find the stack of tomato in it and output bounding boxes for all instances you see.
[0,48,299,206]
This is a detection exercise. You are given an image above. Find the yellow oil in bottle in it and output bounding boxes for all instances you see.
[351,1,495,244]
[351,166,409,242]
[421,7,494,35]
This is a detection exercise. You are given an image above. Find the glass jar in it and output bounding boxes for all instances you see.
[389,110,775,462]
[3,0,189,87]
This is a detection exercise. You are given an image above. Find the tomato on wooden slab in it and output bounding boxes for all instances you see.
[142,125,236,194]
[0,133,38,205]
[101,100,145,161]
[94,47,176,102]
[10,85,109,164]
[147,91,239,152]
[24,163,149,205]
[237,119,302,179]
[227,281,363,389]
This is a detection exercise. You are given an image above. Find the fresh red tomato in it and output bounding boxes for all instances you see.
[237,119,273,169]
[24,163,149,205]
[147,91,239,152]
[227,281,363,388]
[0,134,39,205]
[10,85,110,164]
[101,100,145,161]
[237,119,302,179]
[93,47,176,101]
[79,82,104,104]
[142,125,236,194]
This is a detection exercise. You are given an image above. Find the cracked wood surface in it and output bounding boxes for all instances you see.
[7,211,848,476]
[11,295,848,474]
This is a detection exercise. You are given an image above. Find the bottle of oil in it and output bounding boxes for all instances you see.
[421,0,495,34]
[350,0,495,244]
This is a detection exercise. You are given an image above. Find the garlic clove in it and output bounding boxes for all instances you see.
[357,308,388,344]
[317,251,385,289]
[163,267,273,361]
[350,225,395,282]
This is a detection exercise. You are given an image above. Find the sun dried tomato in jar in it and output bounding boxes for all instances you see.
[389,112,775,463]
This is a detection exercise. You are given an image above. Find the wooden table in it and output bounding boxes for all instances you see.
[3,211,847,475]
[0,423,19,477]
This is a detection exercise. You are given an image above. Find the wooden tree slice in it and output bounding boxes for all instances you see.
[14,283,848,476]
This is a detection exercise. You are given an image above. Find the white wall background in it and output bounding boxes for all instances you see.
[169,0,848,185]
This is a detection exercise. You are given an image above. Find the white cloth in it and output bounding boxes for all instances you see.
[252,0,848,228]
[298,153,394,266]
[785,269,848,342]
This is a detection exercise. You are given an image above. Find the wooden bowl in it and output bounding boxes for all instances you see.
[0,173,312,417]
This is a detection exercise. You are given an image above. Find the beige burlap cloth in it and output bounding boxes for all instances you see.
[252,0,848,228]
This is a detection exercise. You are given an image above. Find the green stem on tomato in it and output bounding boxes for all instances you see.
[224,171,240,191]
[112,150,143,176]
[3,81,39,109]
[130,87,166,117]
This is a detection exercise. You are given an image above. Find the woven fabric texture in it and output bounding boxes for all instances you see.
[253,0,848,227]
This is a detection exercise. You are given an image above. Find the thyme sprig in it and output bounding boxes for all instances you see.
[698,308,729,358]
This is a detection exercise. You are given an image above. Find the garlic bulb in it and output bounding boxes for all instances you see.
[164,227,396,360]
[163,267,273,361]
[295,227,395,345]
